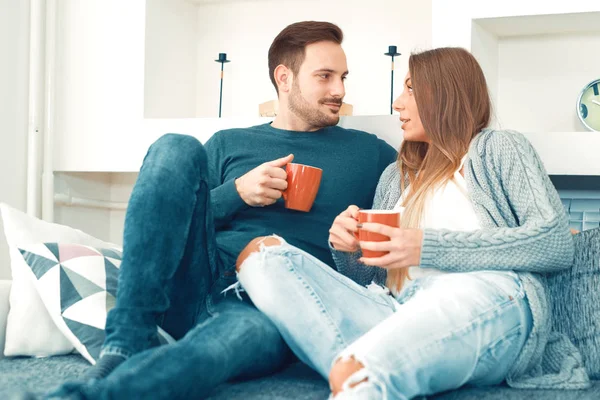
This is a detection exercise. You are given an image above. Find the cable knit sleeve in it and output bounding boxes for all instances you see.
[419,130,574,274]
[330,163,399,286]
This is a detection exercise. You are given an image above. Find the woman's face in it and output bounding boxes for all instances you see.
[393,73,428,143]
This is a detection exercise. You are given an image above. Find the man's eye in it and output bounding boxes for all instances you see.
[320,74,329,79]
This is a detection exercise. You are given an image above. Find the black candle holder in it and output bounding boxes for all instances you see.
[215,53,231,118]
[384,45,401,115]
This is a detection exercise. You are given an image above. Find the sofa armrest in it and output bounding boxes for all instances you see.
[0,279,11,359]
[547,227,600,379]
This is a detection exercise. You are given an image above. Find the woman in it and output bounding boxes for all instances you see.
[235,47,589,399]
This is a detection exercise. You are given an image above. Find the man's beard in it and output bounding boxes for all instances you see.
[288,80,342,129]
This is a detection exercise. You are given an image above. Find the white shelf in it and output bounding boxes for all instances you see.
[184,0,247,4]
[434,2,600,137]
[53,115,598,176]
[473,16,600,133]
[474,11,600,37]
[53,116,403,173]
[522,131,600,176]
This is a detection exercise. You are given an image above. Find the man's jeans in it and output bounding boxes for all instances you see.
[59,134,290,399]
[238,237,533,400]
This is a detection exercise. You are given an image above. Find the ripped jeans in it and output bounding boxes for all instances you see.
[237,237,533,400]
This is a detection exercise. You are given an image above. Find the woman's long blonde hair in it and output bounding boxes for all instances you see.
[386,47,492,292]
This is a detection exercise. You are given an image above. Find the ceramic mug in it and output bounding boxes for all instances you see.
[282,163,323,212]
[355,209,401,258]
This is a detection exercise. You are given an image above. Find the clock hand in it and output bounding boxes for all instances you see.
[592,100,600,106]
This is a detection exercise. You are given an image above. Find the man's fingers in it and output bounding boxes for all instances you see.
[264,177,288,191]
[265,166,288,181]
[265,154,294,167]
[263,188,283,200]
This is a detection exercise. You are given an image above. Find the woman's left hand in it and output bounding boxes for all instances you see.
[358,223,423,269]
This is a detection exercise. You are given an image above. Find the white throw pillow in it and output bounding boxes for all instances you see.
[0,203,121,357]
[18,243,174,364]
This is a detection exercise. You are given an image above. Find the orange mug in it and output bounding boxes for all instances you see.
[282,163,323,212]
[355,210,401,258]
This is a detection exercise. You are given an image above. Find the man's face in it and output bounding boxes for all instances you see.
[288,41,348,129]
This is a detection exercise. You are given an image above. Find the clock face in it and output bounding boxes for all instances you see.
[578,79,600,131]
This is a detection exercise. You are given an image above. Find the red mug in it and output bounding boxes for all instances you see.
[355,210,401,258]
[282,163,323,212]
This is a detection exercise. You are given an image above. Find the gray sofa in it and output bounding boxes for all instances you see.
[1,228,599,399]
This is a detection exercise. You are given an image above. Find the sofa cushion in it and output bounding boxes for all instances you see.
[1,355,599,399]
[0,355,332,399]
[547,227,600,379]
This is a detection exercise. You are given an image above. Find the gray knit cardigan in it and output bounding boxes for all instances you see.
[331,129,590,389]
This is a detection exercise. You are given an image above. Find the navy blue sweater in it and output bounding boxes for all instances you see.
[205,123,397,273]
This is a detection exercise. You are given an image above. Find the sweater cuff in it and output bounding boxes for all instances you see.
[211,178,247,222]
[419,229,439,268]
[329,242,361,261]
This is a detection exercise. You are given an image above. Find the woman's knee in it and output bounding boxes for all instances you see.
[329,357,367,397]
[236,236,282,272]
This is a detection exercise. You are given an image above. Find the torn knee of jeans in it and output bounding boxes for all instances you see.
[330,354,386,399]
[330,355,367,395]
[236,235,283,272]
[366,282,391,296]
[220,280,245,301]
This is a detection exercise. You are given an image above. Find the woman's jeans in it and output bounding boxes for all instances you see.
[238,237,533,400]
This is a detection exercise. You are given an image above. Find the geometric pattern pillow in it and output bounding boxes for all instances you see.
[18,243,173,364]
[0,203,119,358]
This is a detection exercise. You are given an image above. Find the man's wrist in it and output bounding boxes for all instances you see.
[234,177,249,205]
[234,177,242,197]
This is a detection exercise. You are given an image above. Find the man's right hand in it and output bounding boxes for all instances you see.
[235,154,294,207]
[329,205,360,252]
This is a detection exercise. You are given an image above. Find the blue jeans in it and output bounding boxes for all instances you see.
[238,237,533,400]
[54,134,290,399]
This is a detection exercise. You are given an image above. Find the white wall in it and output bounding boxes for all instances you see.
[432,0,600,133]
[54,173,113,242]
[50,0,151,249]
[194,0,432,117]
[108,173,137,246]
[144,0,198,118]
[432,0,600,49]
[54,0,146,173]
[0,0,30,279]
[497,32,600,132]
[51,0,430,171]
[471,21,499,127]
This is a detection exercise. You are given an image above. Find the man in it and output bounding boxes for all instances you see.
[50,21,396,399]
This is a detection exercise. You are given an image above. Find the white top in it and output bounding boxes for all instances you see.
[393,156,481,280]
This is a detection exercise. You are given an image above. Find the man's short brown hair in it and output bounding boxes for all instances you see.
[268,21,343,94]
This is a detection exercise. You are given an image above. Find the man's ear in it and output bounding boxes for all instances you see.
[274,64,292,93]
